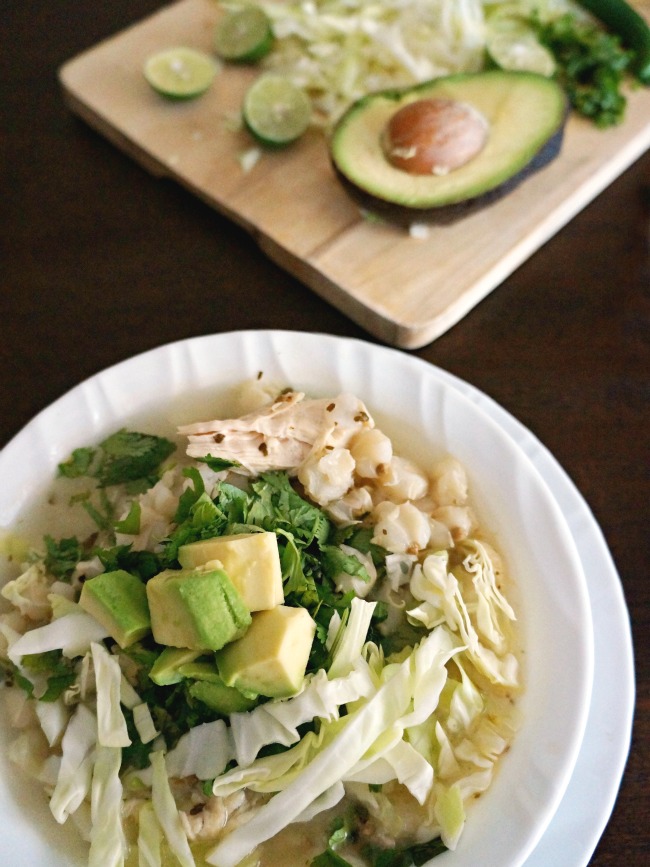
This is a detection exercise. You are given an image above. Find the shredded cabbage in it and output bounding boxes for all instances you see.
[49,703,97,824]
[259,0,576,125]
[165,719,234,780]
[7,607,109,665]
[150,749,196,867]
[207,625,460,867]
[1,562,51,620]
[137,801,165,867]
[88,745,127,867]
[261,0,486,123]
[35,695,71,747]
[91,641,131,749]
[407,549,519,686]
[327,596,376,678]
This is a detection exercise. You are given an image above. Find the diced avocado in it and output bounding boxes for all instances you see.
[177,659,223,683]
[79,569,151,648]
[216,605,316,698]
[178,532,284,611]
[146,566,252,651]
[188,678,258,714]
[149,646,202,686]
[330,70,568,223]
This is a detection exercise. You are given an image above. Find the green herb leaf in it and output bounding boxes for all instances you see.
[114,501,142,535]
[250,472,332,546]
[93,429,176,488]
[58,429,176,489]
[320,544,372,585]
[95,544,163,582]
[21,650,77,701]
[44,535,83,581]
[121,706,155,771]
[58,446,95,479]
[81,487,115,532]
[364,837,448,867]
[174,467,206,524]
[535,12,632,126]
[197,455,241,472]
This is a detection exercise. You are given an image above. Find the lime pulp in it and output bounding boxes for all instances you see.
[214,6,274,63]
[243,75,312,146]
[144,47,218,99]
[485,25,556,77]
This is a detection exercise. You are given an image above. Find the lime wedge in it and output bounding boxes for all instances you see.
[243,75,312,146]
[144,47,218,100]
[214,6,274,63]
[486,28,556,77]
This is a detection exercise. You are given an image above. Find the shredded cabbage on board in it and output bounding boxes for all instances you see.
[250,0,581,124]
[0,383,521,867]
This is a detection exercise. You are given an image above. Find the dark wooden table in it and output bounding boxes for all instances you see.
[2,2,648,864]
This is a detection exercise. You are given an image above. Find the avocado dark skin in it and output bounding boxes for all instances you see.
[329,71,569,226]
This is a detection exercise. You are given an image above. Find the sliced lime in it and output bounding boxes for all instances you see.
[486,27,556,77]
[144,47,218,100]
[214,6,274,63]
[242,74,312,146]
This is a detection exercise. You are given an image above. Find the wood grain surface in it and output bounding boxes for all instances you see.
[1,1,648,865]
[58,0,650,348]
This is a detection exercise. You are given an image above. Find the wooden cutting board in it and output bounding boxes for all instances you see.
[59,0,650,349]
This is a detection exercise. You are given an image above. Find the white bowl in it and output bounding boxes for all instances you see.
[0,330,594,867]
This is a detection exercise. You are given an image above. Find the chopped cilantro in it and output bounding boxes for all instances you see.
[79,487,116,531]
[197,455,241,472]
[114,501,141,535]
[158,470,388,672]
[320,544,372,585]
[311,807,447,866]
[95,544,163,582]
[333,524,385,567]
[92,429,176,488]
[121,707,155,771]
[249,472,331,546]
[535,12,632,126]
[44,535,83,581]
[58,446,95,479]
[58,429,176,489]
[363,838,448,867]
[19,651,77,701]
[119,642,224,751]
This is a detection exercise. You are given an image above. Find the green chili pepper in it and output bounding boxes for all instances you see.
[579,0,650,83]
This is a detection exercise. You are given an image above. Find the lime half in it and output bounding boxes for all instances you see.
[214,6,274,63]
[243,75,312,146]
[144,47,218,99]
[486,28,556,77]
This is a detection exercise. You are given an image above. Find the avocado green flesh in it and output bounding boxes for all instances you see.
[146,567,252,651]
[79,569,151,648]
[188,678,257,714]
[331,71,567,216]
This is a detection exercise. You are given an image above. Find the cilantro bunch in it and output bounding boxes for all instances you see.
[535,12,632,127]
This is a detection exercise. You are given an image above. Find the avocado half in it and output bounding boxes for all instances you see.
[329,70,568,224]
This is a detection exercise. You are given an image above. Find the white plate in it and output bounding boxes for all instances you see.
[0,330,595,866]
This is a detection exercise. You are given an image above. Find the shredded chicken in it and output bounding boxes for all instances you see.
[178,391,374,475]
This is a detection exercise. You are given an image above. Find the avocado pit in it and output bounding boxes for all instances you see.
[382,97,489,176]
